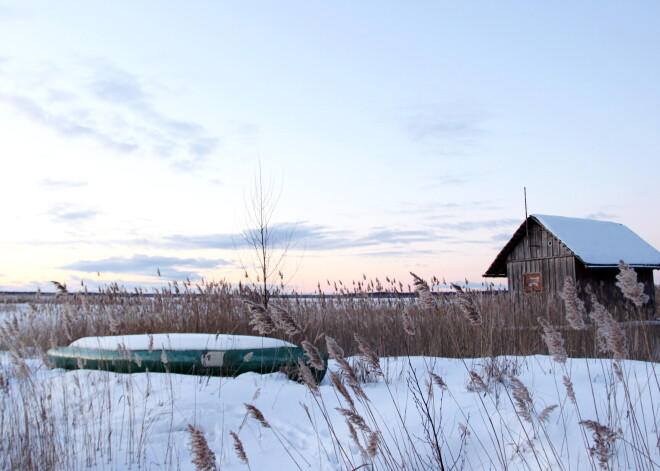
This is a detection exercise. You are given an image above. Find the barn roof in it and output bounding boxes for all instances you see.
[484,214,660,277]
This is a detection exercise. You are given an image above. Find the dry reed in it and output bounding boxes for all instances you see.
[187,424,217,471]
[560,277,587,330]
[230,430,249,466]
[616,260,650,308]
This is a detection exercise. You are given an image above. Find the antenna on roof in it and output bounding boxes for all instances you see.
[524,187,530,258]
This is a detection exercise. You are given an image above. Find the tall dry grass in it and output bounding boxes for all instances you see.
[1,276,657,362]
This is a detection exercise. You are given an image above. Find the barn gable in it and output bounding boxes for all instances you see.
[484,214,660,319]
[484,215,660,278]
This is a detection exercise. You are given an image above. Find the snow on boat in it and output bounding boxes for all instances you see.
[46,333,327,382]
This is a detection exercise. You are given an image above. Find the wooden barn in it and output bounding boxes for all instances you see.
[484,214,660,319]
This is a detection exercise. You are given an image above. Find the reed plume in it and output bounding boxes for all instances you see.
[326,336,365,398]
[187,425,217,471]
[329,370,355,409]
[538,317,567,363]
[229,430,249,466]
[297,359,320,396]
[336,407,371,433]
[508,376,533,423]
[301,340,325,371]
[354,333,382,376]
[410,272,436,309]
[579,420,617,470]
[563,376,577,405]
[365,431,380,459]
[401,306,416,336]
[467,371,490,394]
[346,422,367,459]
[615,260,649,307]
[244,403,271,428]
[589,294,627,361]
[270,304,302,335]
[451,283,482,326]
[560,277,586,330]
[51,280,68,296]
[244,300,275,335]
[538,404,558,424]
[429,371,448,391]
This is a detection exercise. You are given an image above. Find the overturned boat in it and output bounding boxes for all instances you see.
[46,333,326,382]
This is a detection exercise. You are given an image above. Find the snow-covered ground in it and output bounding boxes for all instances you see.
[1,351,658,470]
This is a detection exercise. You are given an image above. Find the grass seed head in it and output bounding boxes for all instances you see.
[354,333,382,376]
[187,424,217,471]
[244,403,271,428]
[508,376,533,423]
[301,340,325,370]
[297,359,320,396]
[451,283,483,326]
[616,260,650,307]
[229,430,249,465]
[538,317,567,363]
[410,272,436,309]
[589,294,627,361]
[560,277,587,330]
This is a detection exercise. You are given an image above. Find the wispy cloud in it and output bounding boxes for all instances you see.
[62,254,232,279]
[492,231,513,242]
[156,222,440,252]
[432,174,470,186]
[389,200,503,218]
[583,212,616,221]
[0,58,219,169]
[433,218,519,232]
[0,93,138,153]
[49,204,98,223]
[358,248,444,258]
[162,233,240,250]
[20,217,515,253]
[41,178,88,189]
[399,103,486,155]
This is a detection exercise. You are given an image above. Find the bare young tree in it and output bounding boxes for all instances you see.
[241,163,295,308]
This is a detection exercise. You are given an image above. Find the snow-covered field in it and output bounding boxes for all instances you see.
[1,351,658,470]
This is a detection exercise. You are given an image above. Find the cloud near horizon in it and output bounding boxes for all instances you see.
[158,222,442,252]
[62,254,233,280]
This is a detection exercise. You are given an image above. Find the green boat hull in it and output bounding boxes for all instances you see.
[46,346,327,383]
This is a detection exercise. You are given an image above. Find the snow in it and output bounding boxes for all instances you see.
[533,214,660,267]
[69,333,297,351]
[2,353,658,470]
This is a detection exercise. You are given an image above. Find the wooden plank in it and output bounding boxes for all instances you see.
[507,254,575,263]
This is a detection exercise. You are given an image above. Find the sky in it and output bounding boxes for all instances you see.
[1,1,659,293]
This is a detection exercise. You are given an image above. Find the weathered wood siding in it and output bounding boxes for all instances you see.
[575,264,656,319]
[495,217,657,320]
[506,220,575,295]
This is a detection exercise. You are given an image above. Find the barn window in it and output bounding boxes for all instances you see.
[524,273,542,292]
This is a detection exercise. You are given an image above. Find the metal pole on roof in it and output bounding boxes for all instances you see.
[524,187,530,258]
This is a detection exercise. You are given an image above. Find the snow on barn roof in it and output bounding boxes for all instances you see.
[533,214,660,267]
[484,214,660,277]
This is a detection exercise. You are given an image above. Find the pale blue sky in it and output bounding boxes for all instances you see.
[1,1,658,291]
